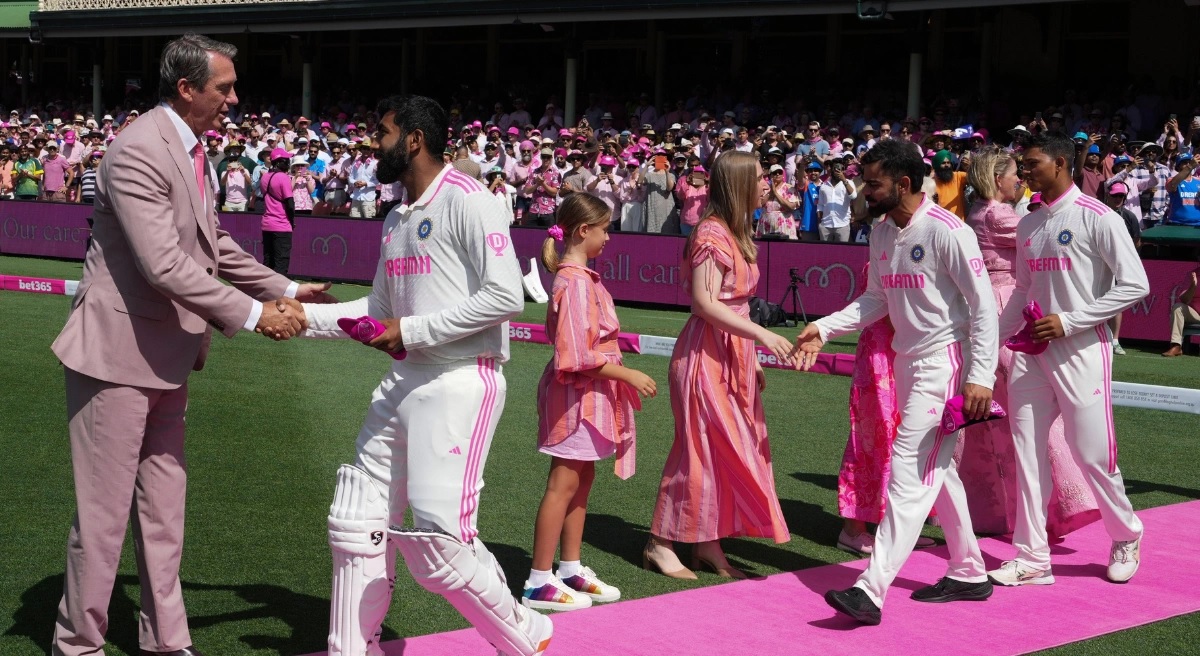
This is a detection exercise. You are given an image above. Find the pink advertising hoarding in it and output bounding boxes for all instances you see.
[2,201,1195,343]
[0,201,91,259]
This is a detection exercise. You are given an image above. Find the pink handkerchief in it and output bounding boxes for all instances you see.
[337,316,406,360]
[941,395,1007,433]
[1004,300,1049,355]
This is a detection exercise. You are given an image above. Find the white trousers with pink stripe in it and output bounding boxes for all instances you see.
[1007,325,1142,569]
[328,357,507,655]
[855,341,987,607]
[355,357,505,541]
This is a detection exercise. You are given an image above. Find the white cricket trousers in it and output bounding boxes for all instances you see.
[357,357,505,541]
[1007,324,1142,569]
[855,341,987,607]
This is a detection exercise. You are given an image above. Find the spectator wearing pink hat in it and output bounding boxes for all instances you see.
[524,145,561,226]
[259,147,295,273]
[618,157,646,231]
[585,154,623,224]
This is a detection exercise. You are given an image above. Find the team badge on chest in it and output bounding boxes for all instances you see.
[1057,229,1073,246]
[417,217,433,240]
[910,244,926,263]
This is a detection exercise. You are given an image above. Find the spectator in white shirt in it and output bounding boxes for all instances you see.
[818,158,859,242]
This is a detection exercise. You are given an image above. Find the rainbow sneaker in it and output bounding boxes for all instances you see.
[521,577,592,612]
[558,567,621,603]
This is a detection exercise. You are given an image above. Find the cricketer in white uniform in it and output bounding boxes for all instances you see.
[299,95,552,656]
[797,140,998,624]
[990,132,1147,587]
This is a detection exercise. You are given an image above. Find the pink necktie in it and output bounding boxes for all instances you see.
[192,142,205,201]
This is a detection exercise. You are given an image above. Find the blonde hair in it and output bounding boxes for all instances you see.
[540,193,612,274]
[967,146,1017,202]
[691,150,759,263]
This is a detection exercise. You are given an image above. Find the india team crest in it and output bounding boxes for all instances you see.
[910,245,926,263]
[417,217,433,240]
[1057,229,1073,246]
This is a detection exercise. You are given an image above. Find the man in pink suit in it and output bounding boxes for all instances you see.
[48,34,332,656]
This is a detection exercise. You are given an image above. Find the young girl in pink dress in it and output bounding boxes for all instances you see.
[523,193,658,612]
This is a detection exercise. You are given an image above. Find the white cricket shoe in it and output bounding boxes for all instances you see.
[988,559,1056,586]
[1107,536,1141,583]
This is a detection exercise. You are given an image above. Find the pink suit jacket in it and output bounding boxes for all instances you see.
[51,105,291,389]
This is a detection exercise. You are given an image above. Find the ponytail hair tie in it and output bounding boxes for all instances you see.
[547,225,564,241]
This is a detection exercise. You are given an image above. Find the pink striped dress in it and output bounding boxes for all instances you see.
[651,219,790,544]
[536,262,638,479]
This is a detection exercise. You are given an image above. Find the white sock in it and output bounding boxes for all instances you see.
[557,560,582,578]
[527,568,553,587]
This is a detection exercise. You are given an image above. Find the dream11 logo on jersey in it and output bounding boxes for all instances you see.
[486,233,509,257]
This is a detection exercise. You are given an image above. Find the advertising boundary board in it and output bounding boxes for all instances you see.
[1,201,1195,342]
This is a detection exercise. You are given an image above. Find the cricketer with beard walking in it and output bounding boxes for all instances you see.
[295,95,552,656]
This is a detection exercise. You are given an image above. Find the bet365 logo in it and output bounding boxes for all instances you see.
[18,279,53,293]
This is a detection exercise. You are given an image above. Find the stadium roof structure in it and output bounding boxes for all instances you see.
[29,0,1078,38]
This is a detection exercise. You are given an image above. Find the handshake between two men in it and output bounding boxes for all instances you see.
[253,282,407,356]
[255,281,338,341]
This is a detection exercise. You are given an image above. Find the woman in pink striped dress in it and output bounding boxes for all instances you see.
[960,147,1099,537]
[524,194,658,612]
[646,151,796,580]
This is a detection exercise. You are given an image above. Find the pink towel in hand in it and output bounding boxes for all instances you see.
[1004,300,1049,355]
[941,395,1007,433]
[337,316,406,360]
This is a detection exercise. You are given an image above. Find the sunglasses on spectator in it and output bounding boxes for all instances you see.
[881,129,892,133]
[900,129,911,134]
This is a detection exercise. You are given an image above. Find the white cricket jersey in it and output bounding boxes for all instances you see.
[304,165,524,364]
[997,185,1149,341]
[816,196,998,388]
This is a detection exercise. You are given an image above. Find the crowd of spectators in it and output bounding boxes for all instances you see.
[3,88,1200,242]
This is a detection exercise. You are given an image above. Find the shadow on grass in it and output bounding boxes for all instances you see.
[1123,478,1200,500]
[789,471,840,493]
[7,573,353,656]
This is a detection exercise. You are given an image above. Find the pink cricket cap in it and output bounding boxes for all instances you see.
[64,131,75,144]
[1109,182,1130,196]
[320,121,331,128]
[598,155,617,167]
[558,128,571,137]
[507,126,520,135]
[471,120,482,128]
[269,147,290,161]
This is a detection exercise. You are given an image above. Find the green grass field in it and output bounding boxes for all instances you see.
[1,254,1198,655]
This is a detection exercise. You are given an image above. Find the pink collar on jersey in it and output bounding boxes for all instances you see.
[1039,184,1078,214]
[407,164,454,209]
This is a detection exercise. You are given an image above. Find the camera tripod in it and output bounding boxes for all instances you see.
[777,273,809,326]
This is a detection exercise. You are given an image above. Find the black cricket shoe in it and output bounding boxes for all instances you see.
[911,576,993,603]
[824,587,882,625]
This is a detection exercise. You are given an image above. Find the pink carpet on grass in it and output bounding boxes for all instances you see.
[302,500,1200,656]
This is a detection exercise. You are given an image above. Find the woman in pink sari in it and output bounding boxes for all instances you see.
[959,147,1100,537]
[835,262,935,554]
